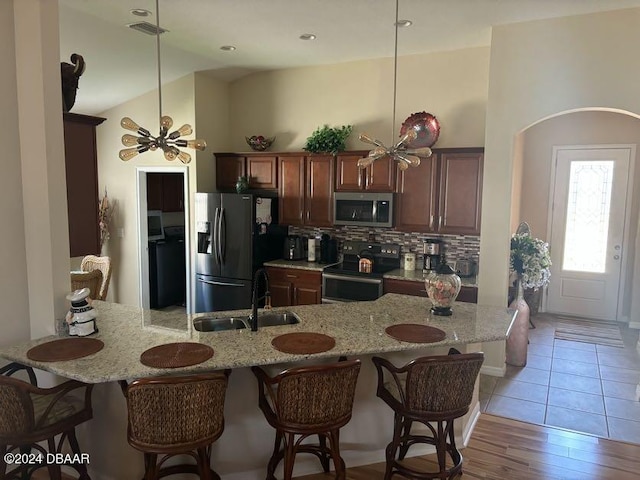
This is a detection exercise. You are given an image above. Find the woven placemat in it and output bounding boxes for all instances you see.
[272,332,336,355]
[27,337,104,362]
[140,342,214,368]
[385,324,446,344]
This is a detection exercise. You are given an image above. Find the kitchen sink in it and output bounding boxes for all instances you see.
[256,311,300,327]
[193,311,300,331]
[193,316,249,332]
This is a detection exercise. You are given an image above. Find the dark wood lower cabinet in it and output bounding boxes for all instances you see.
[383,278,477,304]
[266,267,322,307]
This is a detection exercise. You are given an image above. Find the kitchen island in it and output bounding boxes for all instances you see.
[0,294,516,480]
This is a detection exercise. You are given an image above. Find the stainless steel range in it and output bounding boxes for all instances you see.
[321,241,401,303]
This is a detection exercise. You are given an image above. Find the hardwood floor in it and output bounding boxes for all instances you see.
[294,414,640,480]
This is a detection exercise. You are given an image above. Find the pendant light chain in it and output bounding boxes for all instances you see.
[391,0,399,145]
[155,0,163,121]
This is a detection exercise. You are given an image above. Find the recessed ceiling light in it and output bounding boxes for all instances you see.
[130,8,151,17]
[395,20,412,27]
[299,34,317,41]
[220,45,236,51]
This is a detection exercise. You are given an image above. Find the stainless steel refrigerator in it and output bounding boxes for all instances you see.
[194,192,285,313]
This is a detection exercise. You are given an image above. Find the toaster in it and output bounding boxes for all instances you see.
[455,259,477,277]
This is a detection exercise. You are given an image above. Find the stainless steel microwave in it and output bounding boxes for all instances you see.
[333,192,394,227]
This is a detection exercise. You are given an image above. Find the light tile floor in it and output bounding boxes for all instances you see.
[480,313,640,444]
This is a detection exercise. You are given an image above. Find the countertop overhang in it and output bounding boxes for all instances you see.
[0,294,516,383]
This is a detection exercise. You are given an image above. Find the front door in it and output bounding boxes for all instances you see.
[546,147,631,319]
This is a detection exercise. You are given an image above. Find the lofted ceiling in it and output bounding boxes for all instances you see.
[59,0,640,115]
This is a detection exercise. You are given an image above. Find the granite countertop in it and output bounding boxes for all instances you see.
[0,295,514,383]
[384,268,478,287]
[263,259,338,271]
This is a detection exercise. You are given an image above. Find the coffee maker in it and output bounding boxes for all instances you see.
[423,239,443,272]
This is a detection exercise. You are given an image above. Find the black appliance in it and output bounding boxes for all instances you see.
[149,226,185,309]
[195,193,286,313]
[333,192,394,228]
[322,241,401,303]
[319,234,338,264]
[423,239,443,273]
[284,235,306,260]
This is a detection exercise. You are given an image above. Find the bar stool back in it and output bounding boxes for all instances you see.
[0,362,94,480]
[372,351,484,480]
[252,359,361,480]
[121,371,230,480]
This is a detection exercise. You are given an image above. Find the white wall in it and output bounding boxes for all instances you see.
[229,47,490,152]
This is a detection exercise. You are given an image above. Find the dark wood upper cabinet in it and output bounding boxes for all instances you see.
[215,152,278,191]
[147,173,184,212]
[278,154,334,227]
[63,112,105,257]
[395,148,483,235]
[438,151,483,235]
[335,151,395,192]
[215,154,246,191]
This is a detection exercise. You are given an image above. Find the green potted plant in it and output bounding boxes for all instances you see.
[303,124,353,154]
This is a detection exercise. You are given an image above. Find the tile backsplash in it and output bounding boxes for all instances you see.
[288,225,480,266]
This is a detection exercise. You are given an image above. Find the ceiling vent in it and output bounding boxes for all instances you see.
[127,22,168,36]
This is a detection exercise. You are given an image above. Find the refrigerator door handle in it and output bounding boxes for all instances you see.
[197,279,245,288]
[220,207,227,264]
[216,207,223,265]
[213,207,220,265]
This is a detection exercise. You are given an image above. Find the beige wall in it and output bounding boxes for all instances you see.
[96,74,196,306]
[1,0,30,347]
[516,110,640,319]
[194,72,232,193]
[480,7,640,366]
[229,47,489,152]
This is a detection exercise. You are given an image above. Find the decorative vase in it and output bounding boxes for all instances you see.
[65,287,98,337]
[424,260,461,316]
[235,176,249,193]
[506,278,530,367]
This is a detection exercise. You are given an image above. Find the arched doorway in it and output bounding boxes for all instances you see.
[512,108,640,322]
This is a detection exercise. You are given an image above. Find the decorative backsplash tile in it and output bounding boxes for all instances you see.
[288,225,480,266]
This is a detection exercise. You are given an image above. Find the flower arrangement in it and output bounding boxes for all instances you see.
[303,124,353,154]
[510,233,551,289]
[98,188,114,252]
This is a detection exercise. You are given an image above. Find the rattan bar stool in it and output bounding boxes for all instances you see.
[0,362,94,480]
[120,370,230,480]
[252,359,361,480]
[372,351,484,480]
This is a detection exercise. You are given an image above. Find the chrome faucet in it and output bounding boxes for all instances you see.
[250,268,271,332]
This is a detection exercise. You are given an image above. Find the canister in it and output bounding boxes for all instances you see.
[308,238,316,262]
[404,252,416,271]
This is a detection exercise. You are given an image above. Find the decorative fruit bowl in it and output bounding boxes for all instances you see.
[245,135,275,151]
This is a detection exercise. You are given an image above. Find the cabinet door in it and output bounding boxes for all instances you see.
[279,156,305,225]
[458,286,478,304]
[395,156,438,232]
[365,155,395,192]
[63,112,105,257]
[293,283,322,305]
[383,279,427,297]
[161,173,184,212]
[270,282,293,307]
[306,155,334,226]
[335,153,364,191]
[215,154,246,191]
[146,173,164,211]
[247,155,277,189]
[438,152,483,235]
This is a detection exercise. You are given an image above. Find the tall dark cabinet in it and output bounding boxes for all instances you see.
[62,112,106,257]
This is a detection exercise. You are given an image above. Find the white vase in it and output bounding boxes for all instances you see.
[506,279,529,367]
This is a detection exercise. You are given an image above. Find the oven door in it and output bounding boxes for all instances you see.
[321,273,383,302]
